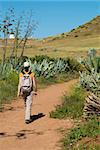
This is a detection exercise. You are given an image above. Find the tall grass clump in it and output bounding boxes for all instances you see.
[0,63,18,110]
[0,71,18,105]
[50,85,86,119]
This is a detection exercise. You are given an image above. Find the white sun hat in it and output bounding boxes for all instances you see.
[23,61,30,67]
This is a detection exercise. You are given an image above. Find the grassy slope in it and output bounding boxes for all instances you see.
[19,15,100,58]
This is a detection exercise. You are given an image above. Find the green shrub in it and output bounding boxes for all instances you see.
[30,55,55,63]
[67,58,83,72]
[50,85,86,119]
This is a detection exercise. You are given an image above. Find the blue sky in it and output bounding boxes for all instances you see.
[0,0,100,38]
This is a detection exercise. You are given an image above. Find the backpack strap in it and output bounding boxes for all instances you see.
[28,70,32,75]
[21,70,25,75]
[21,70,32,75]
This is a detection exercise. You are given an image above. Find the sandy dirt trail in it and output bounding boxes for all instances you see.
[0,79,77,150]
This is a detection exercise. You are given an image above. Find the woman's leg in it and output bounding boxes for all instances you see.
[25,92,33,121]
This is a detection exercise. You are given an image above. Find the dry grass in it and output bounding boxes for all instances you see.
[0,35,99,59]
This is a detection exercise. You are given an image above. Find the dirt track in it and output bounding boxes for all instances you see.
[0,80,77,150]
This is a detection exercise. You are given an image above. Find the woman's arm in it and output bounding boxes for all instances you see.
[33,75,37,93]
[17,75,22,97]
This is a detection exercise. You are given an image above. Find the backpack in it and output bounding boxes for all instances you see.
[20,72,32,95]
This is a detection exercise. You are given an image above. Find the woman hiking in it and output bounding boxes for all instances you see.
[17,61,37,124]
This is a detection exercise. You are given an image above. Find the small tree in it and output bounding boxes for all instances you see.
[10,10,37,59]
[0,8,14,65]
[20,11,37,57]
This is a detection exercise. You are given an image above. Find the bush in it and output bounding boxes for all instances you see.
[67,58,83,72]
[50,85,86,119]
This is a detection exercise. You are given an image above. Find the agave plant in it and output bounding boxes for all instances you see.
[0,56,80,80]
[28,58,69,79]
[79,49,100,97]
[83,48,100,73]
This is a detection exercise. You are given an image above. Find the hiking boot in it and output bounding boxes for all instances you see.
[25,119,31,124]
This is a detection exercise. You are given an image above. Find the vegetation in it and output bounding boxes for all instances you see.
[79,48,100,97]
[50,85,86,119]
[0,71,18,111]
[62,117,99,150]
[79,48,100,117]
[29,56,82,79]
[37,72,78,89]
[75,143,100,150]
[50,49,100,149]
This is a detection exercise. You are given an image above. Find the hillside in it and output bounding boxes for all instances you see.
[43,16,100,42]
[0,16,100,58]
[25,15,100,58]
